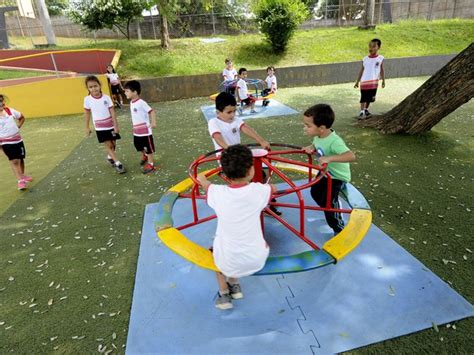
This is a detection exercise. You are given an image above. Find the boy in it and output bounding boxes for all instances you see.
[222,58,237,95]
[123,80,157,174]
[198,144,275,310]
[262,66,277,107]
[303,104,356,235]
[354,38,385,119]
[236,68,257,114]
[208,92,281,216]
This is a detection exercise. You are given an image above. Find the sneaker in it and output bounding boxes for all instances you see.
[22,175,33,183]
[114,163,126,174]
[139,155,148,166]
[358,111,365,120]
[17,180,27,190]
[227,283,243,300]
[250,109,257,114]
[142,164,156,174]
[107,158,115,166]
[215,292,233,310]
[364,109,372,117]
[115,102,122,109]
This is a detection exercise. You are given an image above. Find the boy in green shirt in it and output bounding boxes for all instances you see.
[303,104,356,234]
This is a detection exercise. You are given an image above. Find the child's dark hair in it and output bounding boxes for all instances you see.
[304,104,335,128]
[221,144,253,180]
[267,66,275,72]
[106,64,116,73]
[238,68,247,75]
[124,80,141,95]
[0,94,6,102]
[215,92,237,112]
[85,75,101,87]
[371,38,382,48]
[225,58,232,64]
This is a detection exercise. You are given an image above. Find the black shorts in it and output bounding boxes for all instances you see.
[111,84,121,95]
[2,141,26,160]
[360,89,377,103]
[242,96,256,106]
[134,135,155,154]
[96,129,121,143]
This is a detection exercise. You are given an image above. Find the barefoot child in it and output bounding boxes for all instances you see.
[354,38,385,119]
[105,64,125,108]
[198,144,276,310]
[123,80,157,174]
[303,104,356,235]
[83,75,126,174]
[0,94,32,190]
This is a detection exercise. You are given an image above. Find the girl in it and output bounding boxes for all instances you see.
[83,76,126,174]
[105,64,124,108]
[0,94,32,190]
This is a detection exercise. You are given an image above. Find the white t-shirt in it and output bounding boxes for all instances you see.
[84,94,114,131]
[265,75,277,92]
[0,107,23,145]
[222,68,237,81]
[360,55,384,90]
[208,117,245,151]
[130,98,153,136]
[106,73,121,86]
[208,183,271,278]
[237,78,249,100]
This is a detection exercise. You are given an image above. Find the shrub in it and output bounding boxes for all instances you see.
[254,0,309,53]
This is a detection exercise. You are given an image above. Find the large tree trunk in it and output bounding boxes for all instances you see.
[160,14,171,49]
[359,43,474,134]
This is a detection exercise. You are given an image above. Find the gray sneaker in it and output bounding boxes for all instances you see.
[227,283,243,299]
[215,292,233,310]
[114,163,126,174]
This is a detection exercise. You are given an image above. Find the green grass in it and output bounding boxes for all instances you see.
[0,69,51,80]
[0,77,472,353]
[7,19,474,79]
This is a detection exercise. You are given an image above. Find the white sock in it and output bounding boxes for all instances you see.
[115,161,121,166]
[107,154,112,160]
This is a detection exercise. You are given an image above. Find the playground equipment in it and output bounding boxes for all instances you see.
[209,78,274,107]
[154,144,372,275]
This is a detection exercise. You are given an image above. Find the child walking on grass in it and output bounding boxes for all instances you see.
[0,94,32,190]
[198,144,276,310]
[106,64,125,109]
[83,75,126,174]
[354,38,385,119]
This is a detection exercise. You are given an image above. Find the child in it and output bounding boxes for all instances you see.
[222,58,237,95]
[83,75,126,174]
[354,38,385,119]
[0,94,32,190]
[208,92,281,216]
[262,66,277,107]
[123,80,157,174]
[303,104,356,235]
[236,68,257,114]
[198,144,275,310]
[105,64,124,108]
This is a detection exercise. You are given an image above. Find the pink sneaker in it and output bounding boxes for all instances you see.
[22,175,33,182]
[17,180,27,190]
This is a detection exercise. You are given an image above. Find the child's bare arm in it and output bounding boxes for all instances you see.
[149,110,157,128]
[381,62,386,88]
[354,64,364,88]
[319,150,356,165]
[17,116,25,128]
[197,173,211,190]
[303,144,315,154]
[241,124,270,150]
[84,111,91,136]
[110,107,119,133]
[212,133,229,149]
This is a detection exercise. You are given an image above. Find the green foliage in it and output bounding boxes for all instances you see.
[46,0,68,16]
[254,0,309,53]
[68,0,151,39]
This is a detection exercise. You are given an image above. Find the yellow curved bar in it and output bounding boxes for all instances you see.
[209,93,219,101]
[274,162,319,176]
[158,228,219,271]
[0,49,119,64]
[323,209,372,261]
[168,169,218,193]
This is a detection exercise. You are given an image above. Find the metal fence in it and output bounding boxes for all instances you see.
[4,0,473,43]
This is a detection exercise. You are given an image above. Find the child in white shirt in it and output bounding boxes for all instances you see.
[262,66,277,107]
[236,68,256,114]
[105,64,124,108]
[222,58,238,95]
[198,144,276,310]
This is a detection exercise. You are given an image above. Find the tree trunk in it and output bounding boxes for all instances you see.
[160,14,171,49]
[35,0,56,45]
[359,43,474,134]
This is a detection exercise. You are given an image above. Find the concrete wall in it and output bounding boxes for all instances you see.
[135,54,456,103]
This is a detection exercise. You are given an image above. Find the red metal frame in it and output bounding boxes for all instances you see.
[177,143,353,251]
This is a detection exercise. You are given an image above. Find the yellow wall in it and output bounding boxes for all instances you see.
[0,75,111,118]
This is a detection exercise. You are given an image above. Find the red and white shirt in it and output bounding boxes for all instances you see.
[265,75,277,92]
[208,116,245,151]
[360,54,384,90]
[84,94,114,131]
[106,73,121,86]
[0,107,23,145]
[222,68,237,81]
[130,98,153,137]
[208,182,271,278]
